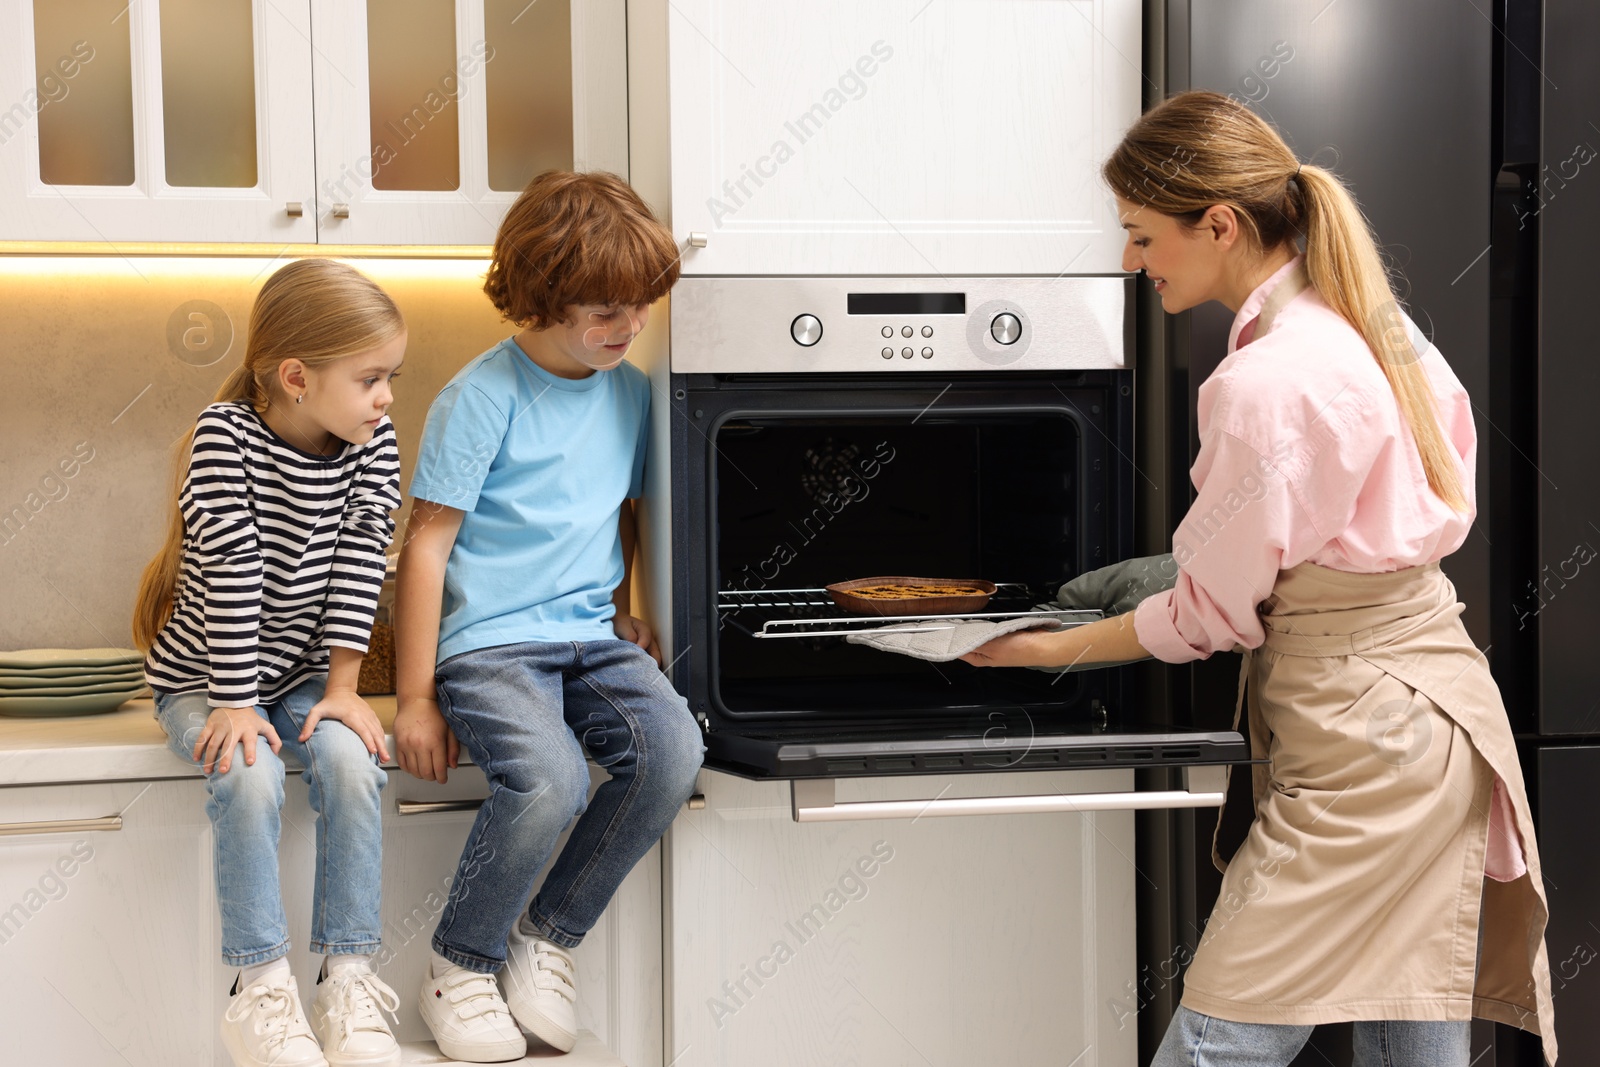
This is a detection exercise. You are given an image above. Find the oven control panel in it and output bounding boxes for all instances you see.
[671,276,1130,374]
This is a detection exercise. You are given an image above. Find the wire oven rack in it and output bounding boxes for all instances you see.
[718,584,1104,640]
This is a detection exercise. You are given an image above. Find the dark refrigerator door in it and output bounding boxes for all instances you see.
[1162,3,1499,1063]
[1534,746,1600,1064]
[1533,0,1600,736]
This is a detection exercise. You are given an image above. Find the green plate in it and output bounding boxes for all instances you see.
[0,687,148,718]
[0,669,146,690]
[0,648,143,669]
[0,662,145,681]
[0,678,150,698]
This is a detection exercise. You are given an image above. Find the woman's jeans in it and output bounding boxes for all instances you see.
[1153,1006,1471,1066]
[431,639,704,972]
[155,674,386,966]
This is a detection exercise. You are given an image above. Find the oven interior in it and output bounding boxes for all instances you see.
[708,407,1105,719]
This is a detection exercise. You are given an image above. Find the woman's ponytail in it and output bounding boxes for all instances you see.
[1102,90,1468,512]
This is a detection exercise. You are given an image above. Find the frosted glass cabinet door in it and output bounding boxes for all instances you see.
[666,0,1142,276]
[309,0,628,246]
[0,0,317,244]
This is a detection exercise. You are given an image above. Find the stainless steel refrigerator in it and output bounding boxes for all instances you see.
[1139,1,1597,1062]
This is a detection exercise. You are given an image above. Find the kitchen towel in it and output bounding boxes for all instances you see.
[845,615,1064,662]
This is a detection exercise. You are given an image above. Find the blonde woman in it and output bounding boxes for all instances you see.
[134,259,407,1067]
[964,91,1555,1066]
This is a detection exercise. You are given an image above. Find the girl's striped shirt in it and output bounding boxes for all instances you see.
[144,402,401,708]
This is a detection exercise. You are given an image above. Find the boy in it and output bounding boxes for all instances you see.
[394,170,703,1062]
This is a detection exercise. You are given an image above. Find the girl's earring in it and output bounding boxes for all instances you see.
[296,394,304,405]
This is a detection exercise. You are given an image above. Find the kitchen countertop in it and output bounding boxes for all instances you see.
[0,695,412,787]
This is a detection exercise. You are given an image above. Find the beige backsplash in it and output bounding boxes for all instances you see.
[0,254,607,651]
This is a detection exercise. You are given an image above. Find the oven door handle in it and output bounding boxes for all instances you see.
[790,765,1227,823]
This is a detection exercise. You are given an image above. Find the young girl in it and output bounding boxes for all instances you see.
[965,91,1556,1066]
[134,259,407,1067]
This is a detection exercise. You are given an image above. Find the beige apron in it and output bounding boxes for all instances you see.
[1179,561,1556,1064]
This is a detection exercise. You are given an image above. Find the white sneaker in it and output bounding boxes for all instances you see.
[221,972,328,1067]
[502,924,578,1053]
[309,964,402,1067]
[419,961,527,1063]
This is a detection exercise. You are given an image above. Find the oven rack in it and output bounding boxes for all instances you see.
[718,585,1104,639]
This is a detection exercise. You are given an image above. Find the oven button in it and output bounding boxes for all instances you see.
[881,347,894,359]
[921,325,933,337]
[901,325,913,338]
[990,312,1022,345]
[881,325,893,338]
[791,314,823,346]
[921,347,933,358]
[901,347,913,359]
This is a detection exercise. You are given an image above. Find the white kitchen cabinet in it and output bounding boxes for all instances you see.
[0,766,661,1066]
[0,779,219,1066]
[666,769,1137,1067]
[309,0,630,246]
[665,0,1142,277]
[0,0,626,246]
[0,0,318,244]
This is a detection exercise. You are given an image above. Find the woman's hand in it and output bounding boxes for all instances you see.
[193,706,281,774]
[613,613,663,666]
[395,696,460,783]
[959,630,1066,669]
[298,686,390,762]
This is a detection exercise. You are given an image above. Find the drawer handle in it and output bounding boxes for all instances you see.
[0,815,123,837]
[397,798,485,817]
[789,765,1228,823]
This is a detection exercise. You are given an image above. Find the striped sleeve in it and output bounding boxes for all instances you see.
[323,419,401,652]
[182,411,265,708]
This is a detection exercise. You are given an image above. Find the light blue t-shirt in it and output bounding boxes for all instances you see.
[409,338,650,661]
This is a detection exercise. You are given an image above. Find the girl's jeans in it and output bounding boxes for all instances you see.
[1153,1005,1471,1067]
[430,639,704,972]
[155,674,386,966]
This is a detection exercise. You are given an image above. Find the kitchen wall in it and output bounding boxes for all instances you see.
[0,255,520,650]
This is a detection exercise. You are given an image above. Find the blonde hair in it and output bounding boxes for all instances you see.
[1102,90,1467,511]
[132,259,405,649]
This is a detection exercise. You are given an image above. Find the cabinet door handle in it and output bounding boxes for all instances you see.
[396,798,485,816]
[0,815,122,837]
[789,766,1228,823]
[285,202,304,217]
[331,204,351,219]
[687,231,708,248]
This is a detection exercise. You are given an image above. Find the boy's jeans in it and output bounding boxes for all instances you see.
[154,674,387,966]
[431,639,704,972]
[1153,1006,1470,1066]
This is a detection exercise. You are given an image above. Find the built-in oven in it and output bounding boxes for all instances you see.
[665,277,1247,819]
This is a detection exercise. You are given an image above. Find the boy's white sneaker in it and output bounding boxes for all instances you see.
[419,960,527,1063]
[309,964,402,1067]
[502,923,579,1052]
[221,972,328,1067]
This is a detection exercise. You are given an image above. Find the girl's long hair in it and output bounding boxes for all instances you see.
[132,259,405,650]
[1102,90,1467,511]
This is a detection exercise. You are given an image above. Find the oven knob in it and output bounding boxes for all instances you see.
[790,314,823,346]
[990,312,1022,345]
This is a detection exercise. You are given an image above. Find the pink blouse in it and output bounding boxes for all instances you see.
[1132,257,1524,881]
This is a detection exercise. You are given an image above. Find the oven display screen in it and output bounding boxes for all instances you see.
[846,292,966,315]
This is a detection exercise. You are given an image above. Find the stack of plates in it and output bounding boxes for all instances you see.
[0,648,148,717]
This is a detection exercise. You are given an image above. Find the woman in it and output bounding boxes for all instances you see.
[964,91,1556,1066]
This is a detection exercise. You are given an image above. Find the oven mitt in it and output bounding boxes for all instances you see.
[1028,553,1178,675]
[845,615,1065,663]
